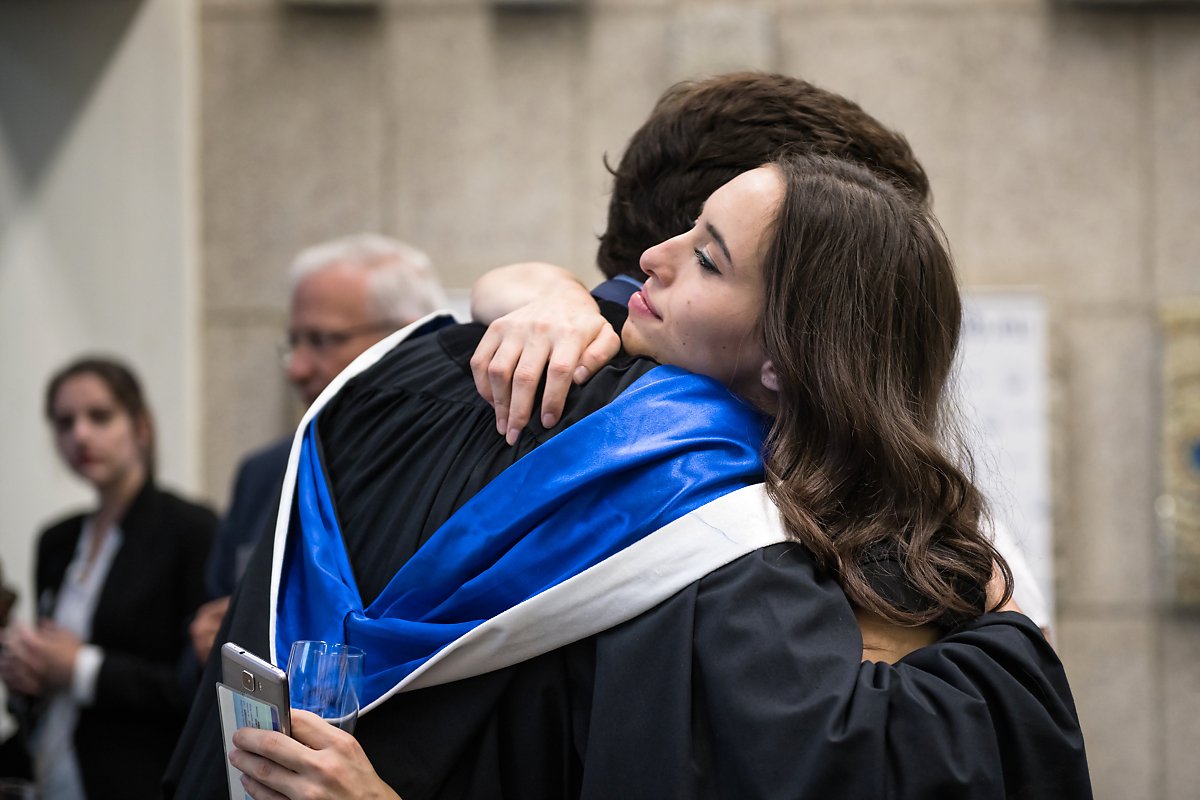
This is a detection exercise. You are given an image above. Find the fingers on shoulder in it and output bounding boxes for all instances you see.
[575,324,621,383]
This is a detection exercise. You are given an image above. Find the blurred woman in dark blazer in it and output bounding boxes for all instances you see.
[0,357,215,799]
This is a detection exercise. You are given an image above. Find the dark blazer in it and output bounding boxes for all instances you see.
[204,437,290,599]
[35,481,215,799]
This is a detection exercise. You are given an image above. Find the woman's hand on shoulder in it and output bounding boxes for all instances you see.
[230,709,402,800]
[469,263,620,444]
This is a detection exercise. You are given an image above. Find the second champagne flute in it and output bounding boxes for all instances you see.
[286,640,364,732]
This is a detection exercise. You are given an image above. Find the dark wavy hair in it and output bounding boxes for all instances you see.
[45,356,157,479]
[597,72,930,279]
[759,154,1009,626]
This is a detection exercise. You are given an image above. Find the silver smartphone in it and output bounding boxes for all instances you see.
[220,642,291,736]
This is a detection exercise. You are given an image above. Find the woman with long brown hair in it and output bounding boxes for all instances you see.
[757,154,1004,630]
[0,358,215,799]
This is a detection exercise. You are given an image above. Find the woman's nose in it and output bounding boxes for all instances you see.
[639,237,677,283]
[70,417,92,442]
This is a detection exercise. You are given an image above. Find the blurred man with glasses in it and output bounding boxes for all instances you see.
[189,234,444,663]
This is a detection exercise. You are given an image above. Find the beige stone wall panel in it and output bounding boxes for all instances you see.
[383,9,581,288]
[384,0,549,8]
[202,0,274,10]
[202,315,295,500]
[776,9,971,251]
[1058,312,1158,610]
[1152,17,1200,298]
[955,12,1148,306]
[1056,613,1158,800]
[579,0,673,9]
[666,5,778,83]
[774,1,1040,7]
[576,11,674,281]
[205,0,481,8]
[202,12,386,312]
[1162,615,1200,800]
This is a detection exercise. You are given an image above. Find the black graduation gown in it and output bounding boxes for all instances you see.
[164,318,1091,799]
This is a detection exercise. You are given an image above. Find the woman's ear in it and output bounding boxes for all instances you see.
[760,360,780,393]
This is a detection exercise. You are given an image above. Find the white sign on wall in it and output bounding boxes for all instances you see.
[954,290,1054,629]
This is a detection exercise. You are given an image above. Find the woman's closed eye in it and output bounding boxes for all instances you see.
[694,248,721,275]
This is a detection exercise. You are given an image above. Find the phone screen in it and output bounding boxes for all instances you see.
[217,683,287,800]
[230,686,283,732]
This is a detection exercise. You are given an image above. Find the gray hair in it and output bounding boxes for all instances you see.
[288,233,445,323]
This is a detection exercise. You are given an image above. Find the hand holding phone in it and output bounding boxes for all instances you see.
[220,642,291,736]
[218,642,292,800]
[221,643,290,722]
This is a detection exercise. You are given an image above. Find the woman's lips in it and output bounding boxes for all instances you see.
[628,289,661,320]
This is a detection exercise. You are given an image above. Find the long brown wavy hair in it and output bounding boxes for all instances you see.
[760,154,1010,626]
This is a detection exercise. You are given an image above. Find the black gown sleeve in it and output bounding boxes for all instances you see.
[163,513,277,799]
[579,543,1090,800]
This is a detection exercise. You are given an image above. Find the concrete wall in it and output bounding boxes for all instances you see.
[0,0,200,621]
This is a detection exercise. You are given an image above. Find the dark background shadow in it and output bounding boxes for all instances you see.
[0,0,143,191]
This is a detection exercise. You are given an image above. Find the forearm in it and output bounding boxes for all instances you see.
[469,262,593,324]
[470,263,620,438]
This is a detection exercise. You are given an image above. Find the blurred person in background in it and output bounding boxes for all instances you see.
[0,561,29,780]
[189,234,445,665]
[0,357,216,799]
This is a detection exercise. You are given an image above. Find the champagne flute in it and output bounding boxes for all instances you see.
[285,640,364,732]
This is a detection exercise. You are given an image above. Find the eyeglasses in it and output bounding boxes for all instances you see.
[278,321,399,364]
